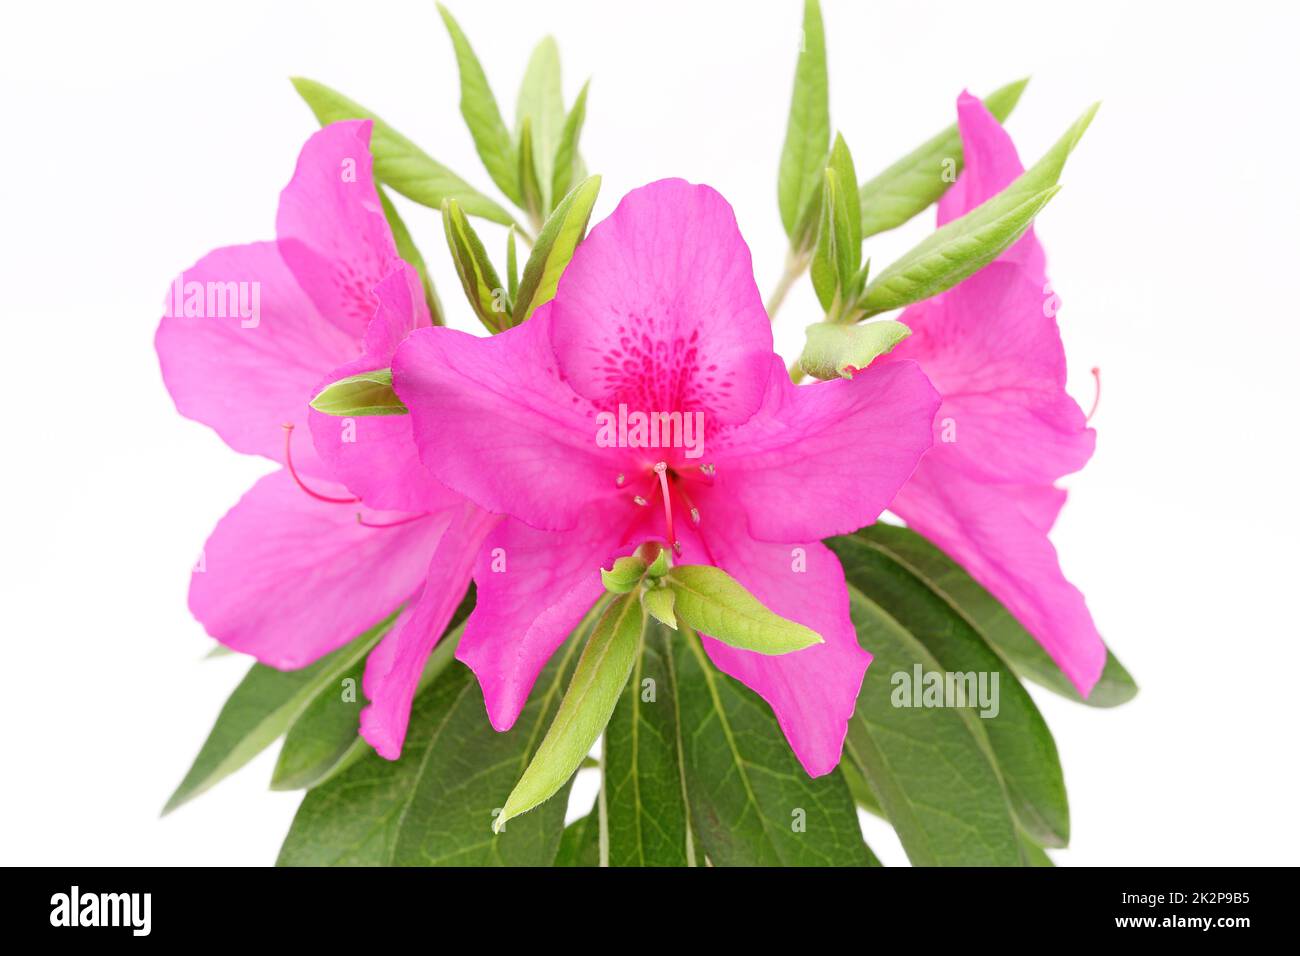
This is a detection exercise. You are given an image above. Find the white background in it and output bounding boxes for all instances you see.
[2,0,1297,866]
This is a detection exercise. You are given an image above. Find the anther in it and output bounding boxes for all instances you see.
[690,507,700,525]
[282,424,359,504]
[616,473,625,486]
[633,495,648,506]
[700,463,716,478]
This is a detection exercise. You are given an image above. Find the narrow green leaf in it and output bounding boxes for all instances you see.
[857,103,1098,317]
[778,0,830,241]
[517,117,545,226]
[554,812,601,866]
[310,368,406,417]
[666,565,823,655]
[443,198,510,332]
[495,594,644,832]
[840,587,1023,865]
[163,612,397,814]
[511,175,601,325]
[290,76,514,225]
[828,132,861,283]
[799,319,910,380]
[515,36,566,213]
[603,618,694,866]
[831,532,1070,847]
[551,79,590,207]
[859,77,1029,237]
[377,186,444,326]
[278,613,593,866]
[854,524,1136,706]
[506,227,519,301]
[641,586,677,630]
[810,169,841,313]
[435,3,522,206]
[673,632,875,866]
[271,587,475,792]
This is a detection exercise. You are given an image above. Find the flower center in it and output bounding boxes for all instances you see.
[623,460,712,555]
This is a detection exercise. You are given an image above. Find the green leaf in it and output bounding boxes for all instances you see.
[163,612,398,814]
[830,531,1069,848]
[554,812,601,866]
[859,77,1029,237]
[551,79,590,208]
[854,524,1137,706]
[839,586,1023,865]
[601,554,646,594]
[506,226,519,301]
[310,367,406,417]
[828,132,861,283]
[495,594,644,832]
[799,319,910,380]
[641,585,677,630]
[665,565,823,655]
[511,175,601,325]
[290,76,514,226]
[603,618,695,866]
[673,633,876,866]
[443,197,510,332]
[271,588,475,792]
[810,170,841,312]
[777,0,830,242]
[278,613,593,866]
[435,3,522,206]
[515,36,566,213]
[856,103,1098,318]
[517,117,545,225]
[377,186,444,326]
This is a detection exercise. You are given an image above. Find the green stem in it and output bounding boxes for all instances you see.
[765,248,810,321]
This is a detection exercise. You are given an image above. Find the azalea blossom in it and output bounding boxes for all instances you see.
[392,179,940,775]
[155,120,492,760]
[879,92,1104,694]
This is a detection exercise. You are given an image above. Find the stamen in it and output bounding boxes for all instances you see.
[700,463,716,478]
[690,507,700,525]
[653,462,681,555]
[282,424,359,504]
[633,495,648,506]
[616,473,625,487]
[356,512,432,529]
[1086,367,1101,423]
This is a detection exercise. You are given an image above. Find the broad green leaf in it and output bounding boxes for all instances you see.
[443,198,510,332]
[831,532,1069,848]
[810,170,841,313]
[290,76,514,226]
[777,0,829,242]
[641,585,677,630]
[854,524,1137,706]
[271,588,475,792]
[673,633,876,866]
[515,36,566,213]
[603,618,695,866]
[377,186,444,326]
[859,77,1029,237]
[840,587,1023,865]
[838,752,885,817]
[517,117,545,225]
[811,136,861,316]
[511,175,601,325]
[665,565,823,655]
[799,319,910,380]
[310,368,406,417]
[554,812,601,866]
[1020,829,1055,866]
[856,103,1098,318]
[436,3,522,206]
[601,555,646,594]
[163,612,397,814]
[551,79,590,207]
[278,613,593,866]
[495,594,644,832]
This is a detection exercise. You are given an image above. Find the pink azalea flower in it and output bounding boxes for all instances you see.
[155,120,493,760]
[879,92,1104,695]
[391,179,941,775]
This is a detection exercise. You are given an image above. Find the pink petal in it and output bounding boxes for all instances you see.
[891,458,1106,695]
[275,120,408,342]
[706,356,939,542]
[549,179,774,426]
[360,503,499,759]
[392,306,619,531]
[939,91,1045,280]
[189,469,447,668]
[456,506,630,731]
[890,262,1095,485]
[678,506,870,778]
[309,265,456,513]
[156,241,356,478]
